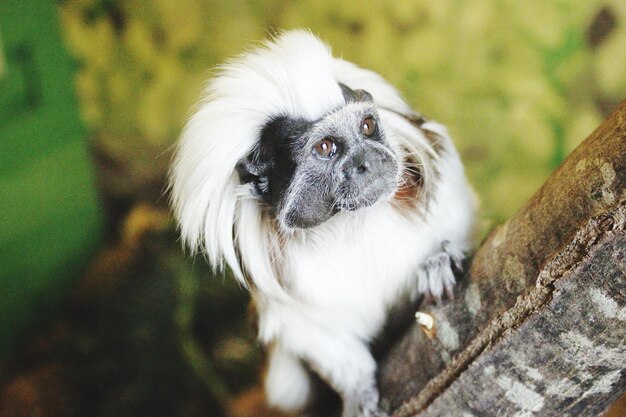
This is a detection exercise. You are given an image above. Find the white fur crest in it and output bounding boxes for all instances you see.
[169,30,440,299]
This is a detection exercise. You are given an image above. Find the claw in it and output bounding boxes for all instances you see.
[445,284,455,300]
[453,258,464,274]
[442,240,464,273]
[423,292,435,305]
[434,294,442,305]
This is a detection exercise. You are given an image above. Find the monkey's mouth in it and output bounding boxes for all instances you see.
[334,176,399,212]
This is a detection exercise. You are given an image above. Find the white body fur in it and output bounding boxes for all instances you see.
[170,30,476,417]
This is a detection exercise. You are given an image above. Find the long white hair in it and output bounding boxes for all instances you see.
[168,30,440,299]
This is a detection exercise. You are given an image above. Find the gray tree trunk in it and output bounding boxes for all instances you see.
[379,100,626,417]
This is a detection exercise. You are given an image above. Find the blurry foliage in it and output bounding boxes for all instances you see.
[58,0,626,226]
[0,205,264,417]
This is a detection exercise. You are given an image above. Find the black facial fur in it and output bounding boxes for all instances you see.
[236,116,311,206]
[237,84,399,229]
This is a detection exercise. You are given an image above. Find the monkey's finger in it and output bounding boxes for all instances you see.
[445,283,455,301]
[439,261,456,300]
[417,265,430,295]
[452,256,464,274]
[427,265,444,301]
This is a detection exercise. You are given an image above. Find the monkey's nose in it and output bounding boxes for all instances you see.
[344,151,372,178]
[355,161,369,174]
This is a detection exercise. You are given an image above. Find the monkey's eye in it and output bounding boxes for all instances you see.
[313,138,337,159]
[361,116,377,136]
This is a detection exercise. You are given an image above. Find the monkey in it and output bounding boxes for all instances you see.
[169,30,476,417]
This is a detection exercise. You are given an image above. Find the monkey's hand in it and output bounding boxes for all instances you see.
[354,383,389,417]
[344,380,389,417]
[417,240,464,302]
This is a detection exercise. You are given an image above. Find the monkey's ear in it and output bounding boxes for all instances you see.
[339,83,373,103]
[235,151,271,197]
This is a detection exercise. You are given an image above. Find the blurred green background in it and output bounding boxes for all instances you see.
[57,0,626,222]
[0,1,625,416]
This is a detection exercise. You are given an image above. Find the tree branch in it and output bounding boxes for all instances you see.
[379,100,626,417]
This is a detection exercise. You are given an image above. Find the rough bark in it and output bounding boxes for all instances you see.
[379,100,626,417]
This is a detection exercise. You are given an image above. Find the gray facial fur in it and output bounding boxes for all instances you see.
[237,85,400,229]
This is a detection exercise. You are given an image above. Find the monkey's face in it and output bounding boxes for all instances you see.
[236,86,400,229]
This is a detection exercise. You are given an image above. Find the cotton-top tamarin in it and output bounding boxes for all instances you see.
[169,30,476,417]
